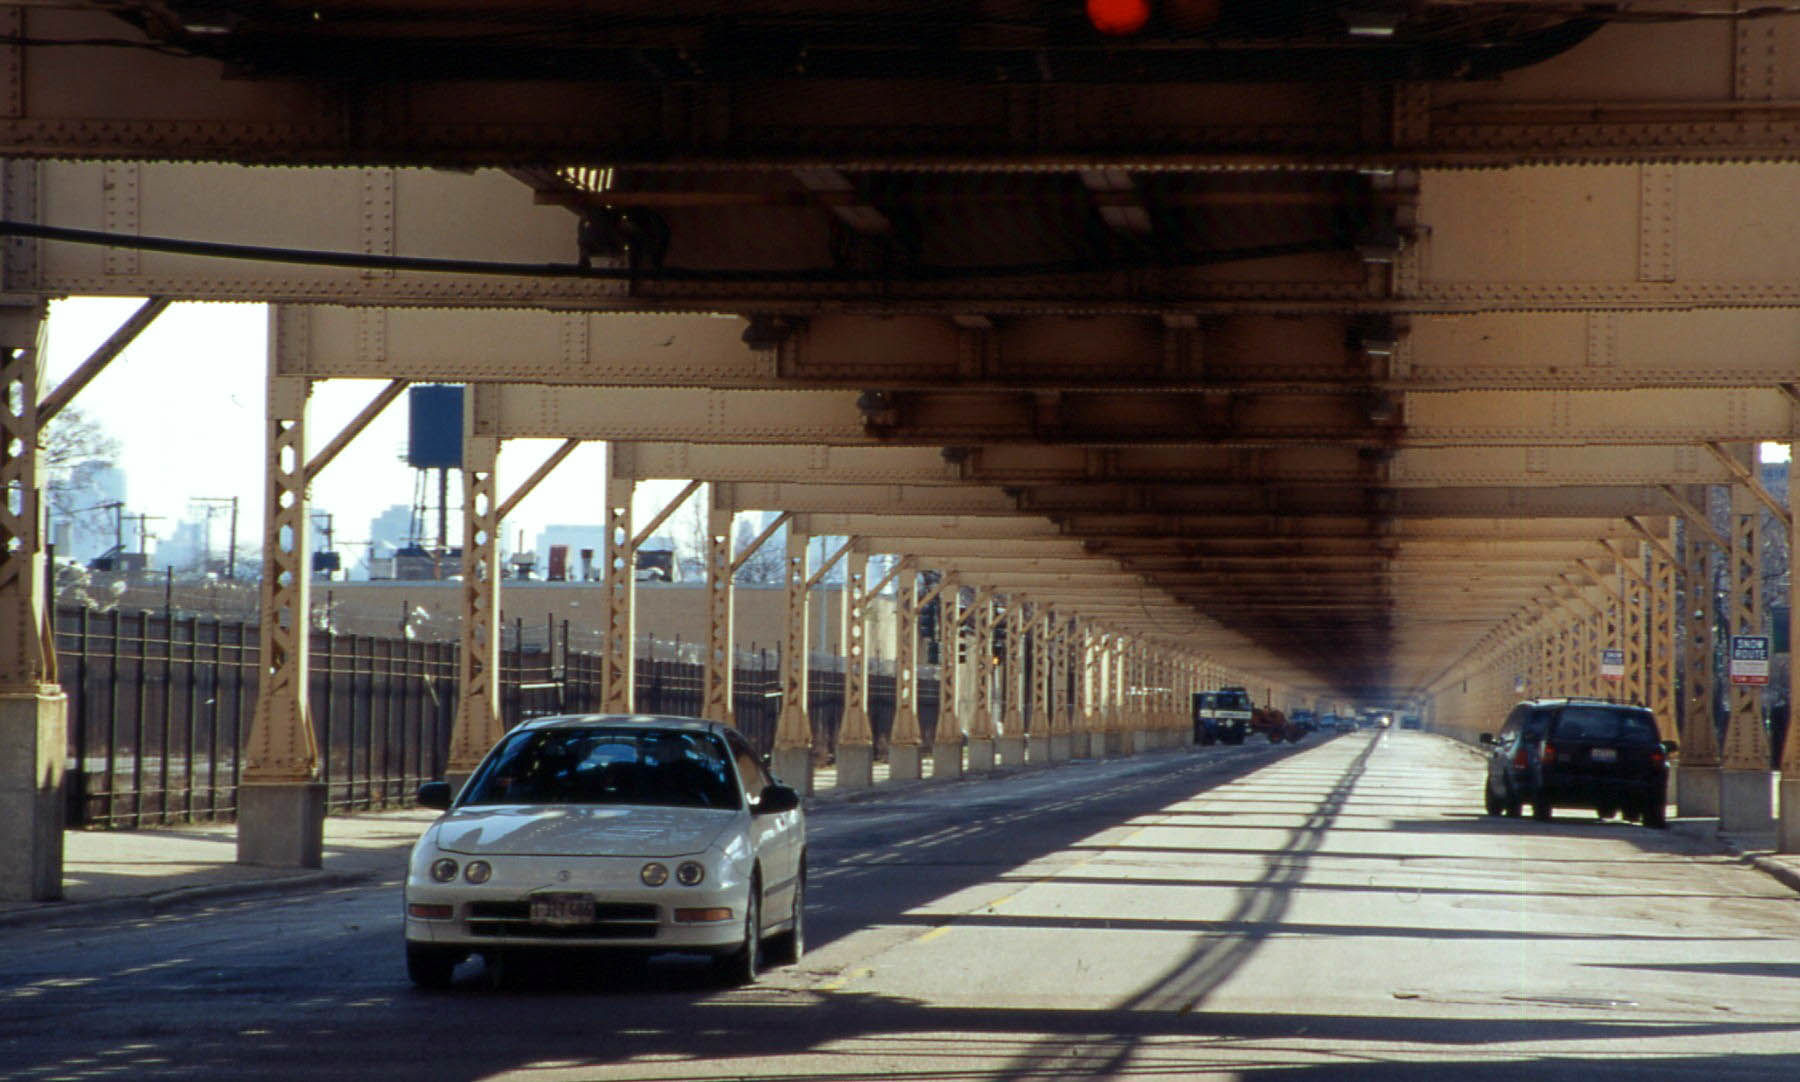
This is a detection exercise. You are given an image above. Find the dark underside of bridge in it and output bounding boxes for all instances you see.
[71,2,1664,703]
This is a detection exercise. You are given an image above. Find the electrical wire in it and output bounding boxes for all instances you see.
[0,220,1351,284]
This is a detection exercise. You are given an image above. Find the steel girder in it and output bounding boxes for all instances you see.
[3,11,1800,168]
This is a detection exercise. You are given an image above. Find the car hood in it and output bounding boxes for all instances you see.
[432,805,737,858]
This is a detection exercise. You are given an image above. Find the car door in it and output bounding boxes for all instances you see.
[728,732,800,925]
[1491,706,1523,793]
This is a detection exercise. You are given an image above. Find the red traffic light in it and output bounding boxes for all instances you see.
[1087,0,1152,36]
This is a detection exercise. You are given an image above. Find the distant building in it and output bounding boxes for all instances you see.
[536,525,608,582]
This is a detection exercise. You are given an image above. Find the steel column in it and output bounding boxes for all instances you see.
[772,525,813,793]
[933,579,963,779]
[1783,459,1800,850]
[889,560,924,780]
[998,601,1027,767]
[1721,476,1775,831]
[446,424,501,789]
[600,452,636,714]
[834,548,874,788]
[236,372,324,868]
[0,301,67,901]
[702,483,735,724]
[966,587,996,773]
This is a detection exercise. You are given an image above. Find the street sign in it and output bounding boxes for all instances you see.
[1600,648,1625,681]
[1730,635,1771,686]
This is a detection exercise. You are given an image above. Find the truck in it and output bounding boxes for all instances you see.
[1192,686,1254,745]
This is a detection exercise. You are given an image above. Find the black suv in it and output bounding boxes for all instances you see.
[1479,698,1677,828]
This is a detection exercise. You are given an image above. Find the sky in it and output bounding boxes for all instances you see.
[41,297,685,575]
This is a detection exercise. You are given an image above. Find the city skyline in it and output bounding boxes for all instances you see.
[41,297,692,576]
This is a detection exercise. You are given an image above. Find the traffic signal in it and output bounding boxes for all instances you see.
[1087,0,1150,35]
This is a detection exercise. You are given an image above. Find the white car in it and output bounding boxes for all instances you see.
[403,714,806,989]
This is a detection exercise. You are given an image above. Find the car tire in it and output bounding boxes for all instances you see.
[766,863,806,967]
[1484,785,1503,817]
[1643,793,1668,829]
[1532,799,1553,822]
[1596,804,1616,820]
[715,876,761,986]
[406,943,462,990]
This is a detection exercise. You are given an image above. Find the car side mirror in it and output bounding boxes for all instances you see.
[1479,733,1495,745]
[754,784,801,815]
[1662,740,1680,754]
[416,780,452,810]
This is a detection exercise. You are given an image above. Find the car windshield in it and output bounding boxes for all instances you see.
[461,726,741,809]
[1553,707,1659,743]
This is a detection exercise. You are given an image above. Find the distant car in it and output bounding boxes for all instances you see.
[1290,709,1317,734]
[403,714,806,988]
[1193,688,1253,745]
[1480,698,1676,827]
[1399,714,1422,730]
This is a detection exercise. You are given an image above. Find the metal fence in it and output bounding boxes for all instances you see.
[55,606,940,829]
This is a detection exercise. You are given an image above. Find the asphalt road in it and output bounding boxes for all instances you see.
[4,731,1799,1082]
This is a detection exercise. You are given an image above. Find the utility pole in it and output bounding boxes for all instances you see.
[121,512,162,559]
[191,496,239,578]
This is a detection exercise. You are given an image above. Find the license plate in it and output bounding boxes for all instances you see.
[1589,747,1618,763]
[529,892,596,926]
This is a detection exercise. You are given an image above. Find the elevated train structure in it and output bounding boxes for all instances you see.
[4,1,1800,898]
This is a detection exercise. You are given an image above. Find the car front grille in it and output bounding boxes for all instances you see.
[465,901,661,940]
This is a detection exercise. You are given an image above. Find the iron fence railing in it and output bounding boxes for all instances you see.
[54,606,940,829]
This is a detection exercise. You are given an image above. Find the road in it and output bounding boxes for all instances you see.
[4,730,1799,1081]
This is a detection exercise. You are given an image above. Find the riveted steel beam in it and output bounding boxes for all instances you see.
[473,384,1800,447]
[271,303,1800,389]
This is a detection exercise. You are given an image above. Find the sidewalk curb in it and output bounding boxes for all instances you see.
[0,869,383,929]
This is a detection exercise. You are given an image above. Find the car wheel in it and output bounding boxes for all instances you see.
[1484,785,1503,817]
[1596,804,1616,820]
[1532,799,1553,822]
[406,943,462,990]
[1643,793,1668,829]
[715,875,761,986]
[766,863,806,967]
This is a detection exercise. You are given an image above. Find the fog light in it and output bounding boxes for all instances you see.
[676,861,705,886]
[641,862,669,887]
[674,907,733,923]
[464,861,492,884]
[429,858,459,883]
[408,902,454,920]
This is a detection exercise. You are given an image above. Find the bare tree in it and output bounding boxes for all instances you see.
[733,515,786,585]
[41,406,125,555]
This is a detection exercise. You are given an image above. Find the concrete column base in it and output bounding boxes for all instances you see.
[967,738,996,774]
[932,741,965,780]
[1777,778,1800,853]
[771,747,815,797]
[236,781,327,868]
[444,772,474,802]
[999,735,1027,767]
[1049,733,1073,761]
[1676,765,1722,819]
[1720,768,1777,834]
[1102,731,1126,758]
[1131,730,1154,754]
[888,743,925,783]
[835,743,875,789]
[0,688,68,901]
